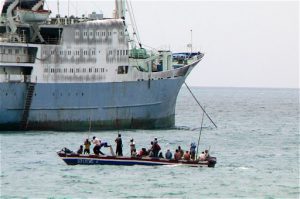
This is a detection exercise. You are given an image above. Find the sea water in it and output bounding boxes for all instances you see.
[0,87,299,198]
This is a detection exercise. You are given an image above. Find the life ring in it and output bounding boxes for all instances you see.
[16,57,20,63]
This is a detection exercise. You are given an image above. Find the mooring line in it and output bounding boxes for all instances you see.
[184,82,217,128]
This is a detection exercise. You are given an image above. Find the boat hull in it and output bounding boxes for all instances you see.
[57,152,217,167]
[0,77,184,131]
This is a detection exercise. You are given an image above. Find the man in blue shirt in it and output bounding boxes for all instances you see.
[165,149,172,160]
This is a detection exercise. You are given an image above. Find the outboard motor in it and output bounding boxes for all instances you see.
[207,157,217,167]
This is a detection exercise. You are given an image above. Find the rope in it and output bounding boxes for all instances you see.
[184,82,217,128]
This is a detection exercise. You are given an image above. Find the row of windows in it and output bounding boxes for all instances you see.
[44,67,106,74]
[45,49,98,56]
[75,30,120,39]
[44,49,128,57]
[0,48,27,55]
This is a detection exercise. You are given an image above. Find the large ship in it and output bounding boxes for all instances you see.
[0,0,203,131]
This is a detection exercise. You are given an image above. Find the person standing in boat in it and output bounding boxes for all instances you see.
[84,139,91,154]
[130,138,136,156]
[115,134,123,156]
[92,136,101,155]
[190,142,196,160]
[152,138,161,157]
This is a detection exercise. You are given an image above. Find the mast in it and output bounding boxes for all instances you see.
[115,0,125,19]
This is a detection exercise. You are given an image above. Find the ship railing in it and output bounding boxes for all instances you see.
[0,74,36,83]
[45,37,60,45]
[0,54,36,63]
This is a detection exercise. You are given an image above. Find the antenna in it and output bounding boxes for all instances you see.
[57,0,60,16]
[190,29,193,54]
[68,0,70,17]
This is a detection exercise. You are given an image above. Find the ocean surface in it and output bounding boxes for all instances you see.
[0,87,299,198]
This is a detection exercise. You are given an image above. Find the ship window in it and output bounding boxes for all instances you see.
[83,68,86,73]
[76,68,80,73]
[117,66,128,74]
[8,49,12,54]
[89,68,92,73]
[83,31,88,39]
[64,68,67,73]
[23,49,27,54]
[15,49,19,54]
[117,50,119,56]
[123,50,125,55]
[75,30,80,39]
[89,30,93,39]
[68,50,71,55]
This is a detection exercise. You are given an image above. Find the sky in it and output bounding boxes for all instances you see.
[44,0,299,88]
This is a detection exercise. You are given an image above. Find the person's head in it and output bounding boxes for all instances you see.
[205,150,208,153]
[130,138,133,142]
[176,149,178,153]
[167,149,170,152]
[186,151,189,153]
[93,136,96,140]
[151,141,153,145]
[118,134,121,137]
[86,138,89,142]
[202,151,204,154]
[80,145,83,148]
[154,137,157,141]
[178,146,181,150]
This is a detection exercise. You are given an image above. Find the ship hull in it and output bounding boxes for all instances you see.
[0,77,185,131]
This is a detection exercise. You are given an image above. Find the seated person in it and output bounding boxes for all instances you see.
[131,149,137,158]
[183,151,190,160]
[174,149,181,160]
[165,149,172,160]
[204,149,210,159]
[77,145,83,154]
[138,148,148,157]
[199,151,206,161]
[158,152,164,158]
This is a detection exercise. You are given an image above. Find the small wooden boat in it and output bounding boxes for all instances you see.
[57,148,217,167]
